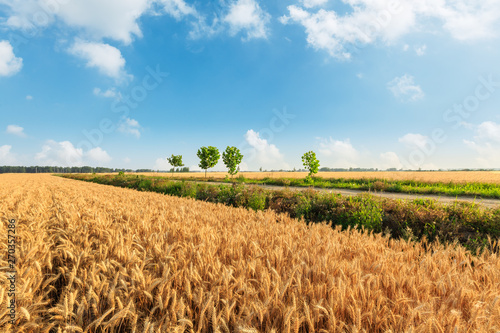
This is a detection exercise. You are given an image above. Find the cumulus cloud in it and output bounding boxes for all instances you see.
[69,41,130,80]
[86,147,112,163]
[224,0,271,40]
[1,0,271,51]
[1,0,152,44]
[6,125,26,137]
[35,140,84,166]
[117,118,142,138]
[398,133,431,149]
[464,121,500,167]
[280,1,500,59]
[243,129,289,170]
[26,95,33,100]
[34,140,112,166]
[379,151,403,170]
[0,40,23,77]
[317,137,360,168]
[474,121,500,143]
[387,74,424,102]
[0,145,18,164]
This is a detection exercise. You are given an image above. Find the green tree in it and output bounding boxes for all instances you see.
[301,151,320,178]
[197,146,220,178]
[167,154,184,177]
[222,146,243,178]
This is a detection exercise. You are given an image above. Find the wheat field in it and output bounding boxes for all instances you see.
[137,171,500,184]
[1,174,499,332]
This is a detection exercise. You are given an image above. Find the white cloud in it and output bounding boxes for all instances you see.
[123,157,131,164]
[34,140,112,166]
[69,41,130,80]
[280,1,500,59]
[117,118,142,138]
[317,137,360,168]
[0,145,17,164]
[6,125,26,137]
[224,0,271,40]
[86,147,112,163]
[398,133,431,150]
[0,40,23,77]
[60,0,151,44]
[26,95,33,100]
[475,121,500,143]
[379,151,403,170]
[153,157,171,171]
[415,44,427,56]
[157,0,197,20]
[35,140,84,166]
[243,129,289,169]
[93,87,121,99]
[1,0,152,45]
[387,74,424,102]
[464,140,500,168]
[437,1,500,40]
[301,0,328,9]
[464,121,500,167]
[188,16,223,40]
[403,44,409,51]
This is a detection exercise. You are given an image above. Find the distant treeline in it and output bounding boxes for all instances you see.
[0,166,134,174]
[0,165,495,174]
[0,166,189,174]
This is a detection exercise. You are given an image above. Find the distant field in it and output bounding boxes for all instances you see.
[134,171,500,184]
[2,174,499,331]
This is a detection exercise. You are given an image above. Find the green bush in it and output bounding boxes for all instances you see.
[180,181,197,198]
[247,190,267,211]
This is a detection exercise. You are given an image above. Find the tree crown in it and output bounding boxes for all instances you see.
[167,154,184,168]
[197,146,220,170]
[301,151,320,177]
[222,146,243,176]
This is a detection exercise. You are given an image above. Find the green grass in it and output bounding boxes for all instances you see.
[58,173,500,256]
[164,175,500,199]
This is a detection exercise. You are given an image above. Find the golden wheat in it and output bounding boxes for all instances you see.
[0,174,499,332]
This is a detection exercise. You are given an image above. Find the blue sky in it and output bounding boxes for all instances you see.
[1,0,500,171]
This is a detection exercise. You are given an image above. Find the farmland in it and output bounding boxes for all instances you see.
[137,171,500,199]
[60,173,500,255]
[2,174,498,332]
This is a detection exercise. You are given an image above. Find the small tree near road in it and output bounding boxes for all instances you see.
[222,146,243,179]
[302,151,320,178]
[197,146,220,178]
[167,154,184,177]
